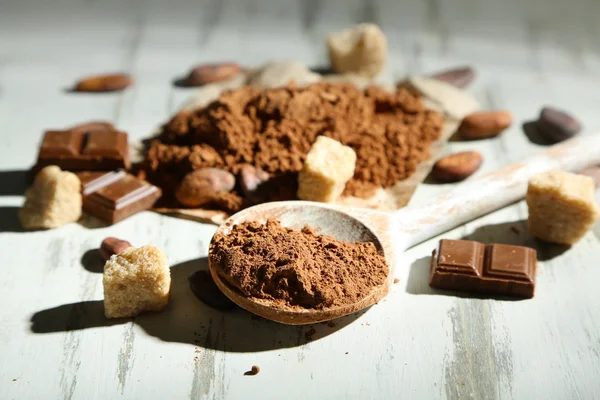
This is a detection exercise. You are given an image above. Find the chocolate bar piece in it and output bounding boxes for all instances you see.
[78,171,161,224]
[33,129,130,172]
[429,239,537,298]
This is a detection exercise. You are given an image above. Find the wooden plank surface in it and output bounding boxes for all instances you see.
[1,0,599,399]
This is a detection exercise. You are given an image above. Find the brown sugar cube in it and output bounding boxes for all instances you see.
[103,245,171,319]
[327,23,387,78]
[297,136,356,203]
[19,166,82,229]
[526,170,600,245]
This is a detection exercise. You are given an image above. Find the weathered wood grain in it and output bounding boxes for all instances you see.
[0,0,599,399]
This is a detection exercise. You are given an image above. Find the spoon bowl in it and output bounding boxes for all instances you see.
[209,202,392,325]
[209,135,600,324]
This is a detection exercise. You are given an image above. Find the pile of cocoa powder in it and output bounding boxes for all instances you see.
[209,219,389,309]
[142,82,443,212]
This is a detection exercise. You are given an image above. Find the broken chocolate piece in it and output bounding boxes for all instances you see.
[33,129,130,173]
[429,239,537,298]
[78,171,161,225]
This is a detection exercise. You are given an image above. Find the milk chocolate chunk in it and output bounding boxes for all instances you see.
[78,171,161,224]
[33,129,130,172]
[429,239,537,298]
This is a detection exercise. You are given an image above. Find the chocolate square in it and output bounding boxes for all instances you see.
[39,130,84,157]
[82,131,127,159]
[78,171,126,195]
[79,171,161,225]
[429,239,537,298]
[437,239,484,276]
[484,244,536,283]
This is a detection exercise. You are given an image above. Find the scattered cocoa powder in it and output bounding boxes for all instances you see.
[209,219,389,310]
[142,82,443,211]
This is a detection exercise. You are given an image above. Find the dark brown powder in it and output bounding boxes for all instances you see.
[142,82,443,211]
[209,219,389,310]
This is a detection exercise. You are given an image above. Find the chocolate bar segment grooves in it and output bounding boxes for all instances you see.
[429,239,537,298]
[32,129,130,173]
[484,244,536,282]
[39,130,84,157]
[78,171,162,225]
[80,171,127,195]
[436,239,484,276]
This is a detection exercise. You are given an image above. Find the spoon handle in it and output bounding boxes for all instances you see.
[397,134,600,248]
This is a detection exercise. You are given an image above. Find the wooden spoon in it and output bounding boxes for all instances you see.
[209,135,600,325]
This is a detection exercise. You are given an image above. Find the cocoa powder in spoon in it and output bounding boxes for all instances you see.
[210,219,389,310]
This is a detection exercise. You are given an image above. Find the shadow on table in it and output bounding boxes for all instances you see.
[63,87,128,94]
[77,214,109,230]
[462,220,570,261]
[422,170,447,185]
[0,169,28,195]
[31,257,365,352]
[0,207,23,233]
[172,77,193,88]
[446,129,463,143]
[309,65,333,75]
[80,249,104,273]
[405,220,570,297]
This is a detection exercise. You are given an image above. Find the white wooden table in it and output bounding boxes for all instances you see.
[1,0,600,399]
